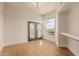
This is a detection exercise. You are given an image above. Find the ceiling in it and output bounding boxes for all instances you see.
[4,2,60,15]
[30,2,59,14]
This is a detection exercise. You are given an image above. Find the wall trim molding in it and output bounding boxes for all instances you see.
[67,47,75,56]
[0,47,3,54]
[2,40,28,47]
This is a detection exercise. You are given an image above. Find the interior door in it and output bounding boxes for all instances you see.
[28,22,42,41]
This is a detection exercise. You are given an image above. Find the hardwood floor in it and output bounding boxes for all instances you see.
[0,39,74,56]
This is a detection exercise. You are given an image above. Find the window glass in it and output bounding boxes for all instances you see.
[45,18,55,35]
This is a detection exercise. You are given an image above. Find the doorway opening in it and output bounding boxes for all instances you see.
[28,21,42,41]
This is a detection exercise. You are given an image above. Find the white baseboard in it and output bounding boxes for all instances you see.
[67,46,76,56]
[3,39,28,47]
[0,46,3,53]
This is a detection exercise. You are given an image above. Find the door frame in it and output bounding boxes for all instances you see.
[28,21,42,41]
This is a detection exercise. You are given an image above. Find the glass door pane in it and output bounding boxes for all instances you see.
[37,24,42,38]
[29,23,35,40]
[28,22,42,41]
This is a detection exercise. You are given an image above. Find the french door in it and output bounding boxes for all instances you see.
[28,22,42,41]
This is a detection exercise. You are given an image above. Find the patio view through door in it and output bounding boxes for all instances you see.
[28,22,42,41]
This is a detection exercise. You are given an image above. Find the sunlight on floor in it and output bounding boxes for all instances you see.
[39,40,43,46]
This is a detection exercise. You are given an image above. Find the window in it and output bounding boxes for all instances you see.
[45,18,55,35]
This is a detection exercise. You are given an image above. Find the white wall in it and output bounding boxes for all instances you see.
[3,3,42,46]
[0,3,4,52]
[67,3,79,55]
[55,3,79,55]
[43,12,56,42]
[55,12,68,47]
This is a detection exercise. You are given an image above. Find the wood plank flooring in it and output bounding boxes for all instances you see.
[0,39,74,56]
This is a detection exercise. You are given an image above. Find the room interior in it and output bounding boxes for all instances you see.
[0,2,79,56]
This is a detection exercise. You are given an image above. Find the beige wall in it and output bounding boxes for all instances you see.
[0,3,3,52]
[3,3,42,46]
[67,3,79,55]
[43,12,56,42]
